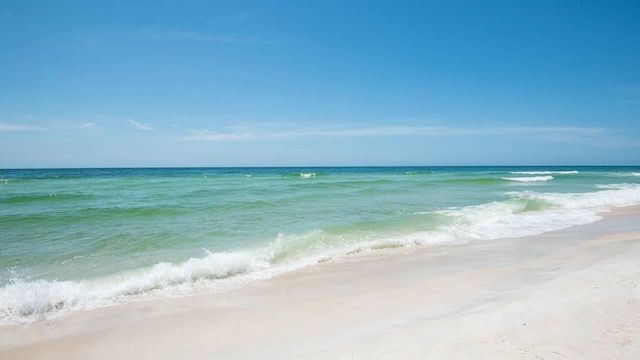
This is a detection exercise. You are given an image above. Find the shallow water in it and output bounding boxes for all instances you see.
[1,166,639,324]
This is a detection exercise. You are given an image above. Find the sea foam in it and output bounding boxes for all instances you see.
[503,175,554,182]
[0,250,277,325]
[509,170,579,175]
[2,183,640,326]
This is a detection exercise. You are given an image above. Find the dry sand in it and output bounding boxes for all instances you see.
[1,206,639,359]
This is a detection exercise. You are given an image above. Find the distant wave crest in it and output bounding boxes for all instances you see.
[509,170,579,175]
[503,175,554,182]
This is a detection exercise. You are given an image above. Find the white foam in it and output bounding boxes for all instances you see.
[503,175,554,182]
[597,183,635,190]
[300,173,316,178]
[508,183,640,210]
[0,250,277,325]
[343,184,640,257]
[510,171,579,175]
[268,183,640,265]
[0,279,87,324]
[3,183,640,326]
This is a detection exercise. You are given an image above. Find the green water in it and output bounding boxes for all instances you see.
[1,166,639,324]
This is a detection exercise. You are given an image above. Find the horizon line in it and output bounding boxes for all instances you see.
[2,164,639,171]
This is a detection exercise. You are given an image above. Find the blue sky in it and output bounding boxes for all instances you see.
[1,0,639,167]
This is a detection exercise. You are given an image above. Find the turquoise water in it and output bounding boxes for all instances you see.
[2,166,640,324]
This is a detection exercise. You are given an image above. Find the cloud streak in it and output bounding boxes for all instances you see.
[0,122,43,132]
[127,119,154,131]
[0,121,103,132]
[182,124,633,147]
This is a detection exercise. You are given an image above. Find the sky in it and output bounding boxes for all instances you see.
[1,0,639,168]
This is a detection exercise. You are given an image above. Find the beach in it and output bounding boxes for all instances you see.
[4,0,639,356]
[2,205,638,359]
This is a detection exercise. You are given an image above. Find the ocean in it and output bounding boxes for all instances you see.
[1,166,640,325]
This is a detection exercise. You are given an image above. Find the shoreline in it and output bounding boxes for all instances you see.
[2,206,639,359]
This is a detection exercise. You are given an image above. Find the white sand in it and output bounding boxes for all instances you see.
[1,206,639,359]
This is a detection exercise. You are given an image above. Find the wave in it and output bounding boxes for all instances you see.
[404,171,433,175]
[441,177,507,186]
[507,183,640,209]
[509,170,579,175]
[2,183,640,325]
[503,175,554,182]
[0,193,96,205]
[596,183,636,190]
[282,173,321,179]
[0,250,277,325]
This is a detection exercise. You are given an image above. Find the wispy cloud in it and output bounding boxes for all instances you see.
[0,121,102,132]
[181,124,637,147]
[182,125,598,139]
[0,122,42,131]
[127,119,154,131]
[188,130,252,141]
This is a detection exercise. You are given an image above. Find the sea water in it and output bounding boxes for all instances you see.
[1,166,640,324]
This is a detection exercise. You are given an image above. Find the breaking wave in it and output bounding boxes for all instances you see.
[2,183,640,325]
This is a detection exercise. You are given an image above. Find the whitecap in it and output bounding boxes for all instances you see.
[503,175,554,182]
[510,171,578,175]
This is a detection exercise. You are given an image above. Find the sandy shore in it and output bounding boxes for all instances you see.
[2,206,639,359]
